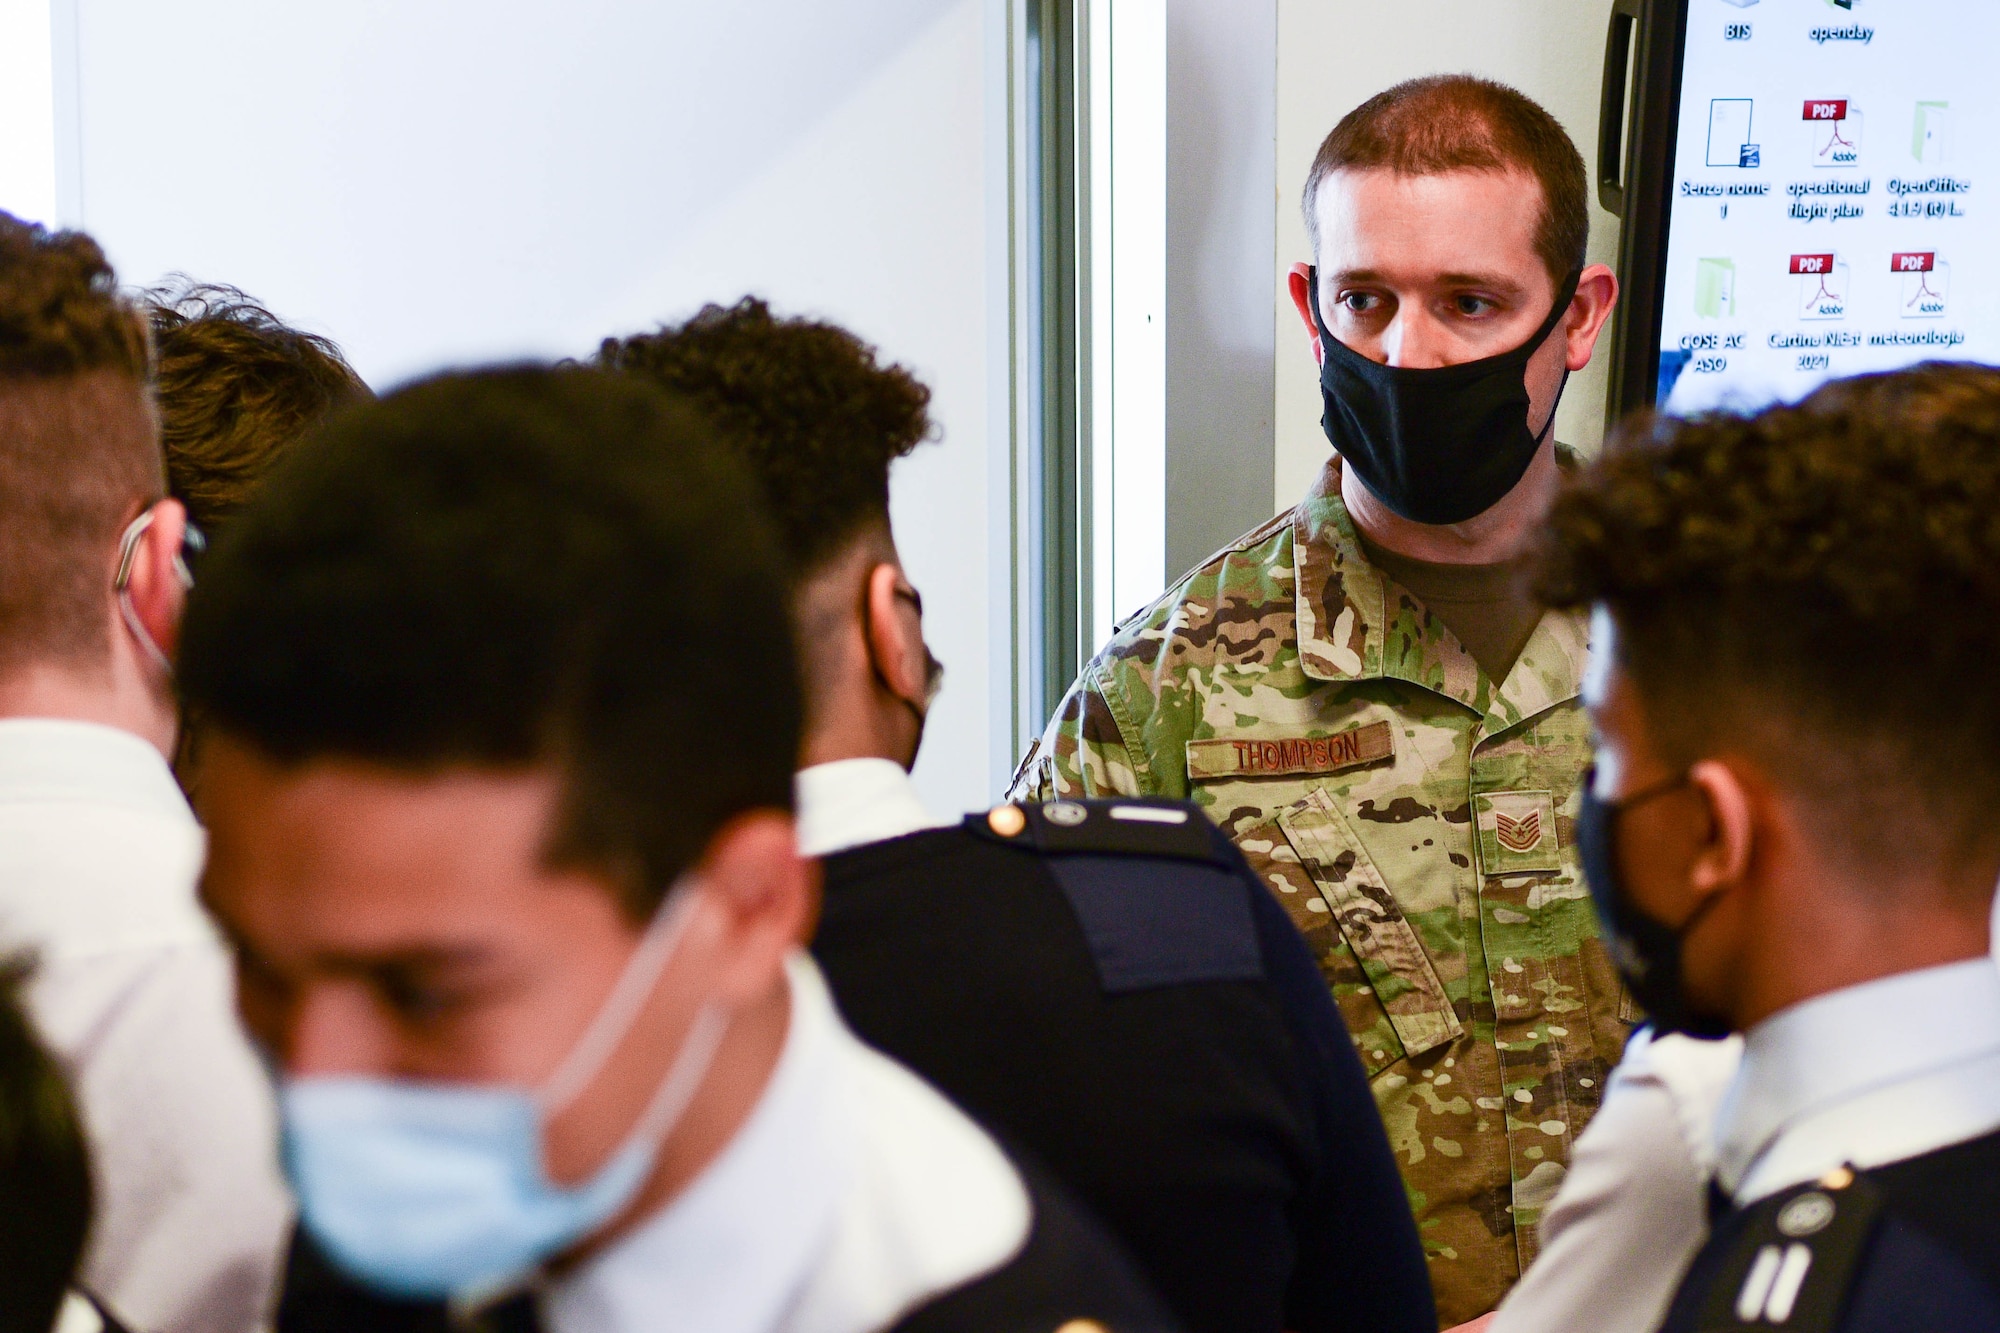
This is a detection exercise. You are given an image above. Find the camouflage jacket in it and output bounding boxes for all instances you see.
[1009,462,1633,1326]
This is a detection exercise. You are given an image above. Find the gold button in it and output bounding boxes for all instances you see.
[1055,1322,1110,1333]
[986,804,1028,837]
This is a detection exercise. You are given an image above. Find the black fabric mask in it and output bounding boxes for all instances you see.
[1575,768,1732,1039]
[1309,266,1580,524]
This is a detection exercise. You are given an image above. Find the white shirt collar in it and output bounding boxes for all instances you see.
[1714,956,2000,1200]
[0,718,191,823]
[542,954,1028,1333]
[793,759,950,858]
[544,955,852,1333]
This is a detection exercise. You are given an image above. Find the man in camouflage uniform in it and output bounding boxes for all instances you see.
[1011,77,1625,1327]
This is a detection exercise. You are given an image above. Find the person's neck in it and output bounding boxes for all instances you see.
[0,662,175,760]
[1340,441,1559,565]
[798,668,917,772]
[1736,886,1992,1031]
[563,971,794,1269]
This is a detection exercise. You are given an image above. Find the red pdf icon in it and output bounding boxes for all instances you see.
[1892,252,1936,272]
[1803,100,1849,121]
[1790,253,1836,274]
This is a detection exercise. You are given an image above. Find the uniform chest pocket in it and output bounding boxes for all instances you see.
[1270,788,1464,1076]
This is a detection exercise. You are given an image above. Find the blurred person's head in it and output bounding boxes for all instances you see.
[0,213,189,755]
[1286,76,1618,543]
[1541,363,2000,1037]
[182,367,809,1301]
[599,298,939,770]
[0,957,93,1333]
[145,280,370,538]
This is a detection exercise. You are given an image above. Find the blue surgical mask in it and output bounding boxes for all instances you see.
[282,883,729,1301]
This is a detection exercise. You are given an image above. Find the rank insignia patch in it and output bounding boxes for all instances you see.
[1475,789,1562,876]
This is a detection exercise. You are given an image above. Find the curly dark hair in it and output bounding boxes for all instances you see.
[1540,362,2000,880]
[596,297,933,578]
[146,280,370,537]
[179,366,799,918]
[0,212,149,381]
[0,212,161,675]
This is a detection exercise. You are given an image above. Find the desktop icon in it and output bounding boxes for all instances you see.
[1792,253,1848,320]
[1695,259,1737,318]
[1804,100,1862,167]
[1708,100,1758,168]
[1894,252,1949,318]
[1913,103,1950,164]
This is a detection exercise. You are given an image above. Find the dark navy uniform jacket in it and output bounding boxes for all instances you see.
[811,796,1435,1333]
[1658,1128,2000,1333]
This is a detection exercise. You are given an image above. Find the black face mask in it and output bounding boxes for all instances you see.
[1575,767,1732,1039]
[1309,266,1580,524]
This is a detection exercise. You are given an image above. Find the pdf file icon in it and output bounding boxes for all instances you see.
[1805,99,1862,166]
[1793,253,1848,319]
[1895,253,1950,318]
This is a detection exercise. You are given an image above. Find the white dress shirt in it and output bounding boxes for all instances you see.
[1715,955,2000,1203]
[541,954,1030,1333]
[0,719,289,1333]
[1488,1030,1743,1333]
[793,759,951,858]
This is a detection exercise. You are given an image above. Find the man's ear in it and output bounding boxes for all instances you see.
[1287,262,1323,365]
[1562,264,1620,372]
[863,563,928,709]
[120,498,191,660]
[692,811,819,1007]
[1687,758,1755,903]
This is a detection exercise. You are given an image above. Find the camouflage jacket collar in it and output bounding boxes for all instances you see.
[1290,460,1589,732]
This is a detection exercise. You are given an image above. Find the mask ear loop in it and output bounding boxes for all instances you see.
[540,881,705,1112]
[536,881,734,1175]
[115,510,178,676]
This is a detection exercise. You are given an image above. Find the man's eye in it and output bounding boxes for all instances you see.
[1453,295,1496,317]
[1338,291,1378,314]
[380,976,459,1024]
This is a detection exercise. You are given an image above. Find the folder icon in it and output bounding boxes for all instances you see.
[1913,103,1950,164]
[1695,259,1736,318]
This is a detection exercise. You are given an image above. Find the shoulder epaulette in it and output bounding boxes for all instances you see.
[971,799,1261,994]
[1690,1166,1884,1332]
[969,798,1220,863]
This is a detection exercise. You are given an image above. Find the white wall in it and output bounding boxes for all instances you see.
[1273,0,1623,505]
[60,0,1016,814]
[1164,0,1278,576]
[0,0,56,225]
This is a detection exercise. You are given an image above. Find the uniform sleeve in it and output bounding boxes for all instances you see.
[1007,664,1149,801]
[1487,1031,1735,1333]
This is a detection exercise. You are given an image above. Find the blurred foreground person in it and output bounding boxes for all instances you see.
[602,299,1434,1333]
[1535,364,2000,1332]
[146,280,369,536]
[0,212,287,1333]
[184,367,1181,1333]
[0,958,97,1333]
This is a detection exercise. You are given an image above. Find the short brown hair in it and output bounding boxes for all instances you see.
[1539,363,2000,886]
[1302,75,1589,288]
[0,212,160,676]
[147,281,370,537]
[597,297,932,580]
